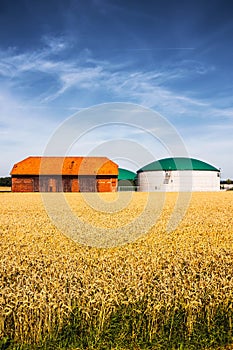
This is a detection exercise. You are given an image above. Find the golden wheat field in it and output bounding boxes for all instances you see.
[0,191,233,349]
[0,187,11,192]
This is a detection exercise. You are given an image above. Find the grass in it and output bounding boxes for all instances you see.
[0,191,233,349]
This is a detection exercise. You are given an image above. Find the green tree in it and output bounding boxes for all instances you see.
[226,178,233,184]
[0,177,11,186]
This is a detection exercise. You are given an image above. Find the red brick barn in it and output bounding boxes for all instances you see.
[10,156,118,192]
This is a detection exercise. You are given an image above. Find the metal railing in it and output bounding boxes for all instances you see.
[118,186,139,192]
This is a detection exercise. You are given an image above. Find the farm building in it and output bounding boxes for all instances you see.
[11,156,118,192]
[137,157,220,192]
[118,168,136,191]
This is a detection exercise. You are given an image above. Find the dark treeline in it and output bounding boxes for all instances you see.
[0,177,11,186]
[221,180,233,184]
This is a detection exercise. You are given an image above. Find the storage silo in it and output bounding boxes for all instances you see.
[118,168,136,191]
[137,157,220,192]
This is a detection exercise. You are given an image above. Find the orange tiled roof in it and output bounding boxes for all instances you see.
[10,157,118,176]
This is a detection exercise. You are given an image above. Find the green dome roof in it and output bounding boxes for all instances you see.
[137,158,219,172]
[118,168,136,180]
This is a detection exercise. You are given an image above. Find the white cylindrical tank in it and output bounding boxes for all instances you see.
[137,158,220,192]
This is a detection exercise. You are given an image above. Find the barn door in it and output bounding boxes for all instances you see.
[63,178,72,192]
[33,177,39,192]
[79,176,96,192]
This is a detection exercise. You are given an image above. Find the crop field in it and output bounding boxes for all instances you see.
[0,187,11,192]
[0,191,233,350]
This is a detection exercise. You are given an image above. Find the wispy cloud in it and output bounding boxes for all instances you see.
[123,48,195,51]
[41,35,71,53]
[0,35,232,177]
[0,38,214,110]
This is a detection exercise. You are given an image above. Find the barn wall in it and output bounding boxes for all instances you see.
[39,176,63,192]
[97,177,117,192]
[78,176,96,192]
[12,177,34,192]
[12,175,118,192]
[138,171,220,192]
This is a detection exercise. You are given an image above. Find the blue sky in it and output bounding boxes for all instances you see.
[0,0,233,178]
